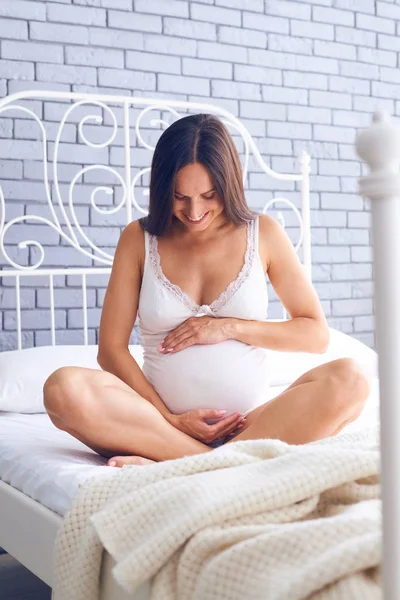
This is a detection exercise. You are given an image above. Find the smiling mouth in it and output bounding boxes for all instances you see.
[185,212,209,223]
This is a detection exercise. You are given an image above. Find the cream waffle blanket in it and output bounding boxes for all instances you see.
[52,426,382,600]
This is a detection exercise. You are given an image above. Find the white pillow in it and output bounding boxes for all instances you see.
[0,345,144,413]
[266,326,378,386]
[0,328,376,413]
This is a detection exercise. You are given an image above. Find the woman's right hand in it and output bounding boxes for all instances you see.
[167,409,245,444]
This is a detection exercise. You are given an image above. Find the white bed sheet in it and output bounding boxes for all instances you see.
[0,412,111,517]
[0,379,380,518]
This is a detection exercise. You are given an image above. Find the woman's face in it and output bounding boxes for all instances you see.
[173,162,225,232]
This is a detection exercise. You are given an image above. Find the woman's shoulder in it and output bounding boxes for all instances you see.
[258,213,280,234]
[117,219,146,275]
[120,218,146,244]
[256,214,283,273]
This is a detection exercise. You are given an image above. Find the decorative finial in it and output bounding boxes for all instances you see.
[357,110,400,202]
[356,111,400,173]
[297,150,310,172]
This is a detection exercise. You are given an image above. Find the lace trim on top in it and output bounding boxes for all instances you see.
[148,217,257,314]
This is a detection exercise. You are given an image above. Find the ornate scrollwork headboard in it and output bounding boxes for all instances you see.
[0,91,311,349]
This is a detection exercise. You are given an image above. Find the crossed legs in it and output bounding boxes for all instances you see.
[43,358,370,467]
[228,357,370,446]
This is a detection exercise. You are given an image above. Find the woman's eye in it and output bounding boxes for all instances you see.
[174,194,215,200]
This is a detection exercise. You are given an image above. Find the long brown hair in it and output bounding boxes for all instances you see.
[139,113,257,236]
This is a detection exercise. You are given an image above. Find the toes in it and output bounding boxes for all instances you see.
[106,455,155,468]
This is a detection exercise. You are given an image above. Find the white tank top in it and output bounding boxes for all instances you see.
[138,216,270,418]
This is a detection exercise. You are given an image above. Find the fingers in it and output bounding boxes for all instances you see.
[200,409,244,421]
[200,410,241,426]
[219,418,245,438]
[162,319,194,349]
[160,330,187,352]
[209,413,245,439]
[169,335,198,353]
[200,409,229,419]
[159,332,197,354]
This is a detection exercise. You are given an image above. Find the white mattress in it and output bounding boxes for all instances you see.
[0,412,112,516]
[0,379,380,518]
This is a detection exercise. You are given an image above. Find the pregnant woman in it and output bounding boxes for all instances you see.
[43,114,370,468]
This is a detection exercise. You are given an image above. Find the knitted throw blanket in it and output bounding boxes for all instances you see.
[52,426,382,600]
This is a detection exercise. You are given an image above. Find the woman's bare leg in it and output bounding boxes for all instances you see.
[227,358,371,446]
[43,367,212,465]
[44,358,370,468]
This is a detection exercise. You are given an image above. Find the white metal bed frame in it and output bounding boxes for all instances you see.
[0,90,311,350]
[1,91,396,598]
[356,112,400,599]
[0,90,312,599]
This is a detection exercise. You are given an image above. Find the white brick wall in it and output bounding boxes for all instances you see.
[0,0,398,349]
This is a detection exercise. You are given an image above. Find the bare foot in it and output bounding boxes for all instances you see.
[107,455,156,468]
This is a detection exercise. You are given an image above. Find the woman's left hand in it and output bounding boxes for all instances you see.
[159,316,232,354]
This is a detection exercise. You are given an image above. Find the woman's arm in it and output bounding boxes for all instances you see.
[225,215,329,353]
[224,317,328,353]
[97,221,175,421]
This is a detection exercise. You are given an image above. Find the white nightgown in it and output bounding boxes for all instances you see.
[137,215,270,426]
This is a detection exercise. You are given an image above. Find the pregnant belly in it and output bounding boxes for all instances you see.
[143,340,270,417]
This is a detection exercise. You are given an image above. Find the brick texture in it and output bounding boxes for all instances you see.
[0,0,395,350]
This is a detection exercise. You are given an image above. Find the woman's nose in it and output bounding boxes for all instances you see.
[186,202,206,218]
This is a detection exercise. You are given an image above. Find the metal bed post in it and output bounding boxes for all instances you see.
[298,150,311,281]
[356,111,400,599]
